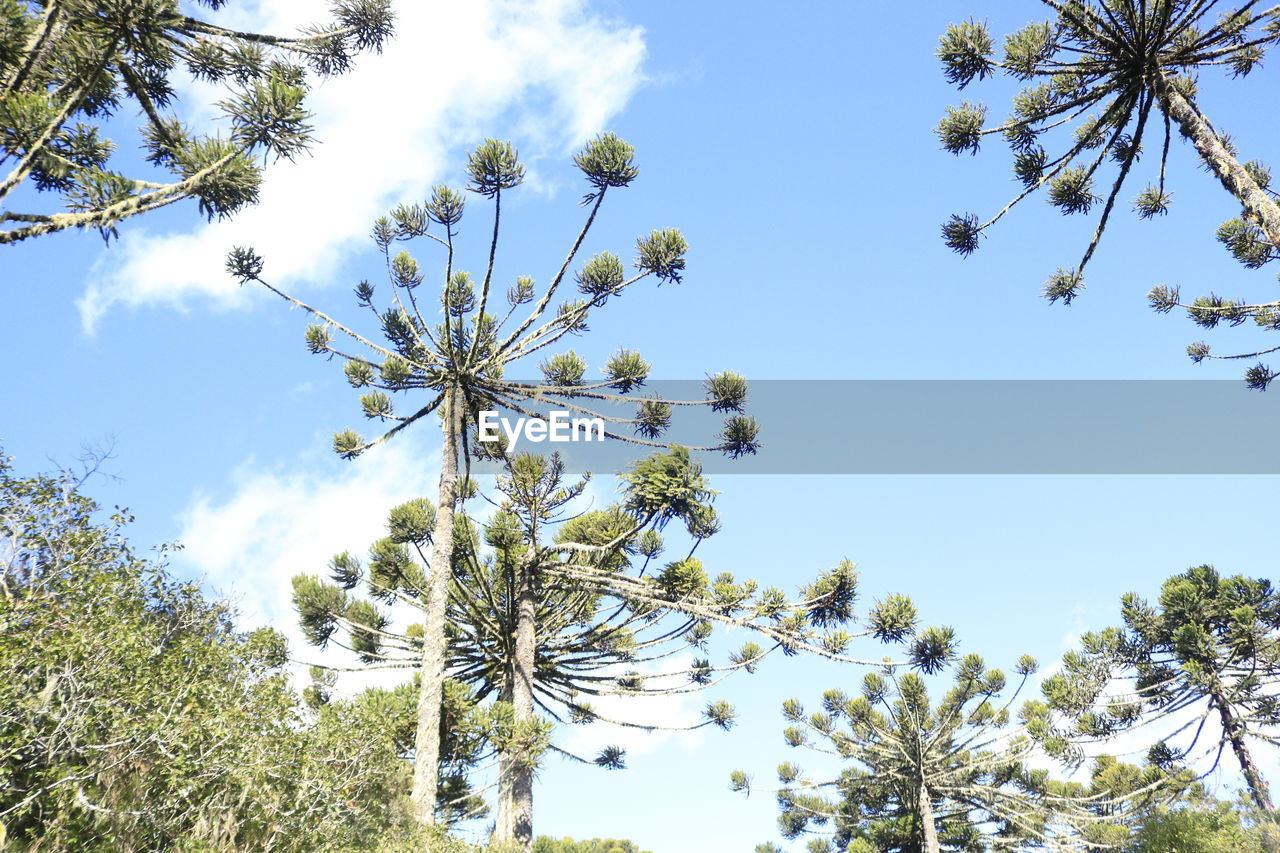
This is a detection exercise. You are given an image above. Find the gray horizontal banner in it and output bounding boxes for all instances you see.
[468,381,1280,474]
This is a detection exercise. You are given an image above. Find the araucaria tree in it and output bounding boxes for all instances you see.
[1025,565,1280,824]
[294,449,952,850]
[228,134,760,833]
[934,2,1280,386]
[1049,754,1195,849]
[0,0,393,244]
[733,653,1125,853]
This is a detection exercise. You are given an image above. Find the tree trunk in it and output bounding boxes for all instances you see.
[494,679,515,841]
[409,386,461,830]
[1214,690,1275,814]
[496,548,539,851]
[1158,75,1280,249]
[918,781,942,853]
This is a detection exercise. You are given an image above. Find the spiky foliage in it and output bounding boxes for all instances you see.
[231,135,758,465]
[936,2,1280,385]
[0,0,393,244]
[293,449,954,851]
[734,653,1139,852]
[1024,565,1280,822]
[232,134,759,828]
[1124,789,1275,851]
[1046,755,1202,849]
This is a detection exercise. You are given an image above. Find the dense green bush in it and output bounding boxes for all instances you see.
[0,451,416,851]
[532,838,651,853]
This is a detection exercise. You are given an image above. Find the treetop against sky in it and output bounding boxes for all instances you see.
[4,1,1280,852]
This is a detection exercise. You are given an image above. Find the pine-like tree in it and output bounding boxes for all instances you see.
[1050,754,1202,849]
[229,135,761,831]
[1125,792,1272,852]
[0,0,393,244]
[934,2,1280,386]
[734,653,1134,853]
[1024,566,1280,824]
[294,449,952,851]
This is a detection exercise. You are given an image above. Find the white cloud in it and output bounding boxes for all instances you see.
[77,0,647,331]
[176,436,441,691]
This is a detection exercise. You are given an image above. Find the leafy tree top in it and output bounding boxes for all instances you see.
[1047,754,1216,849]
[293,449,953,788]
[0,0,394,244]
[532,838,652,853]
[935,1,1280,386]
[228,134,760,464]
[0,448,419,851]
[1025,565,1280,812]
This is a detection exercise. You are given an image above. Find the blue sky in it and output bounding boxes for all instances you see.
[4,1,1279,850]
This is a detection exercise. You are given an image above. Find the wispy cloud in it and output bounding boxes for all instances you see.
[176,436,441,690]
[77,0,647,331]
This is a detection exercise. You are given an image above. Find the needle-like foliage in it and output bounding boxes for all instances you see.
[1047,755,1200,849]
[935,1,1280,385]
[230,134,760,833]
[733,653,1149,852]
[293,449,956,851]
[0,0,393,244]
[1024,566,1280,828]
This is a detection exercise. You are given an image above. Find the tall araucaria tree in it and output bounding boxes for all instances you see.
[0,0,394,244]
[294,448,954,851]
[732,653,1142,853]
[227,134,762,832]
[1023,565,1280,826]
[934,1,1280,387]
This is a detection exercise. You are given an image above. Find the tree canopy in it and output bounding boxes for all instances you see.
[294,447,954,849]
[1026,565,1280,827]
[936,0,1280,385]
[230,133,760,834]
[0,450,419,851]
[532,839,651,853]
[0,0,393,244]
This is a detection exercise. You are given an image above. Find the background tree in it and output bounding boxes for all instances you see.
[1024,565,1280,830]
[0,449,418,852]
[1125,794,1270,852]
[732,653,1134,853]
[294,448,953,851]
[0,0,394,244]
[228,134,760,831]
[1042,753,1199,848]
[1058,754,1275,852]
[301,670,492,827]
[532,838,651,853]
[934,1,1280,386]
